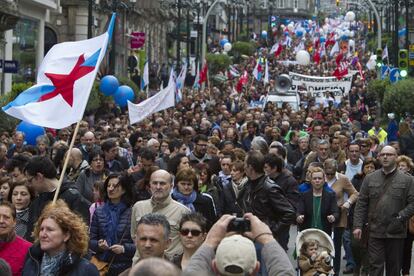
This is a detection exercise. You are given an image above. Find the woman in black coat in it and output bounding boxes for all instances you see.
[89,173,135,275]
[296,167,339,235]
[172,168,217,229]
[22,200,98,276]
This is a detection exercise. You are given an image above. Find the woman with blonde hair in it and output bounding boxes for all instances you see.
[22,200,98,275]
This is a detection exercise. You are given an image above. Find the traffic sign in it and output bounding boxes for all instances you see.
[0,60,19,73]
[389,68,402,84]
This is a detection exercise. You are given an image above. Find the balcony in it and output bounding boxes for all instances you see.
[0,0,20,32]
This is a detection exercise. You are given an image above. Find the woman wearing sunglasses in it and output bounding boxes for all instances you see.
[173,213,207,270]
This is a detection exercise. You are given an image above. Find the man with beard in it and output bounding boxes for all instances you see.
[188,135,211,166]
[131,170,190,264]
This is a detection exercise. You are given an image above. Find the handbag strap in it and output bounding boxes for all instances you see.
[107,225,129,268]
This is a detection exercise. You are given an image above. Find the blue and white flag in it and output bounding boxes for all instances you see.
[141,61,149,91]
[3,14,116,129]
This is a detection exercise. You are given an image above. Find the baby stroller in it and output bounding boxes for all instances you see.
[295,228,335,276]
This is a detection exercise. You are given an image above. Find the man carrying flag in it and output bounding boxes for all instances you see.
[3,14,116,129]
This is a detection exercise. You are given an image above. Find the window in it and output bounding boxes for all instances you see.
[294,0,298,9]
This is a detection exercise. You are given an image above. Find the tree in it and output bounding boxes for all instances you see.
[206,53,232,75]
[382,78,414,119]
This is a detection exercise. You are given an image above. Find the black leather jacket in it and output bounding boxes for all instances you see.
[237,175,296,235]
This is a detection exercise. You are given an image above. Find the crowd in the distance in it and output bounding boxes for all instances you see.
[0,18,414,276]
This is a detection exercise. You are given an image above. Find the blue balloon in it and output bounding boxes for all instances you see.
[341,35,349,41]
[16,121,45,146]
[296,30,303,37]
[284,31,289,36]
[320,37,326,43]
[398,28,407,37]
[220,39,229,47]
[114,85,135,107]
[100,75,119,96]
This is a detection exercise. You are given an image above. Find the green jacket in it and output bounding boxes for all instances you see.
[354,169,414,238]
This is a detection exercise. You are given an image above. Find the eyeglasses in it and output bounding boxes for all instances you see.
[180,229,202,237]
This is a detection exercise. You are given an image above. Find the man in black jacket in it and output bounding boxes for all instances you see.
[24,156,90,242]
[263,153,299,251]
[237,151,296,250]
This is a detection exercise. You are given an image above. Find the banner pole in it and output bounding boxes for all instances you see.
[52,121,81,204]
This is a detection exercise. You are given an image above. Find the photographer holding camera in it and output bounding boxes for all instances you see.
[183,213,295,276]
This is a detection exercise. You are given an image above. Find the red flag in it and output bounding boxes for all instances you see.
[274,44,283,58]
[313,50,321,64]
[236,70,248,93]
[333,53,348,80]
[198,62,208,85]
[314,39,320,51]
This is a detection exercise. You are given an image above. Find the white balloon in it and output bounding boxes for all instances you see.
[346,11,355,22]
[344,30,351,37]
[296,50,310,66]
[288,25,294,32]
[223,42,232,52]
[308,20,313,25]
[261,30,267,36]
[281,24,285,29]
[349,31,355,37]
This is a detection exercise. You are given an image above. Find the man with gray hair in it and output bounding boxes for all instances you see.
[120,214,173,276]
[131,169,190,264]
[135,213,171,260]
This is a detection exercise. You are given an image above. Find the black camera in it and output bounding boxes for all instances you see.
[227,218,251,233]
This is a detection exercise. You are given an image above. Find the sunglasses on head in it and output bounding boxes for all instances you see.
[180,229,202,237]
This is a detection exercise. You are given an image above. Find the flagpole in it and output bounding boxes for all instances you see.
[52,121,81,204]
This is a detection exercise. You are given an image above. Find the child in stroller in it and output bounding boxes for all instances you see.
[298,238,333,276]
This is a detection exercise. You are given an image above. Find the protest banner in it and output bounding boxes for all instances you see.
[288,72,353,104]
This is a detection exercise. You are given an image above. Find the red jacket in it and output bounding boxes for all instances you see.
[0,235,32,276]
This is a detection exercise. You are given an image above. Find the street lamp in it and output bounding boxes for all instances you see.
[201,0,224,88]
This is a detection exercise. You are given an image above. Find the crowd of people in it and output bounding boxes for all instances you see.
[0,15,414,276]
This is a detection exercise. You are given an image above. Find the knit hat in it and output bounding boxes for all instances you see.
[215,235,257,276]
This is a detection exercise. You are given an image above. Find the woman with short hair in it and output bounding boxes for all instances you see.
[172,168,217,229]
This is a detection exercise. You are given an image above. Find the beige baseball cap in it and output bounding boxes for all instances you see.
[215,235,257,276]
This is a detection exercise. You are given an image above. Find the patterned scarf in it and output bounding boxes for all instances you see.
[40,251,65,276]
[172,188,197,212]
[16,208,29,238]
